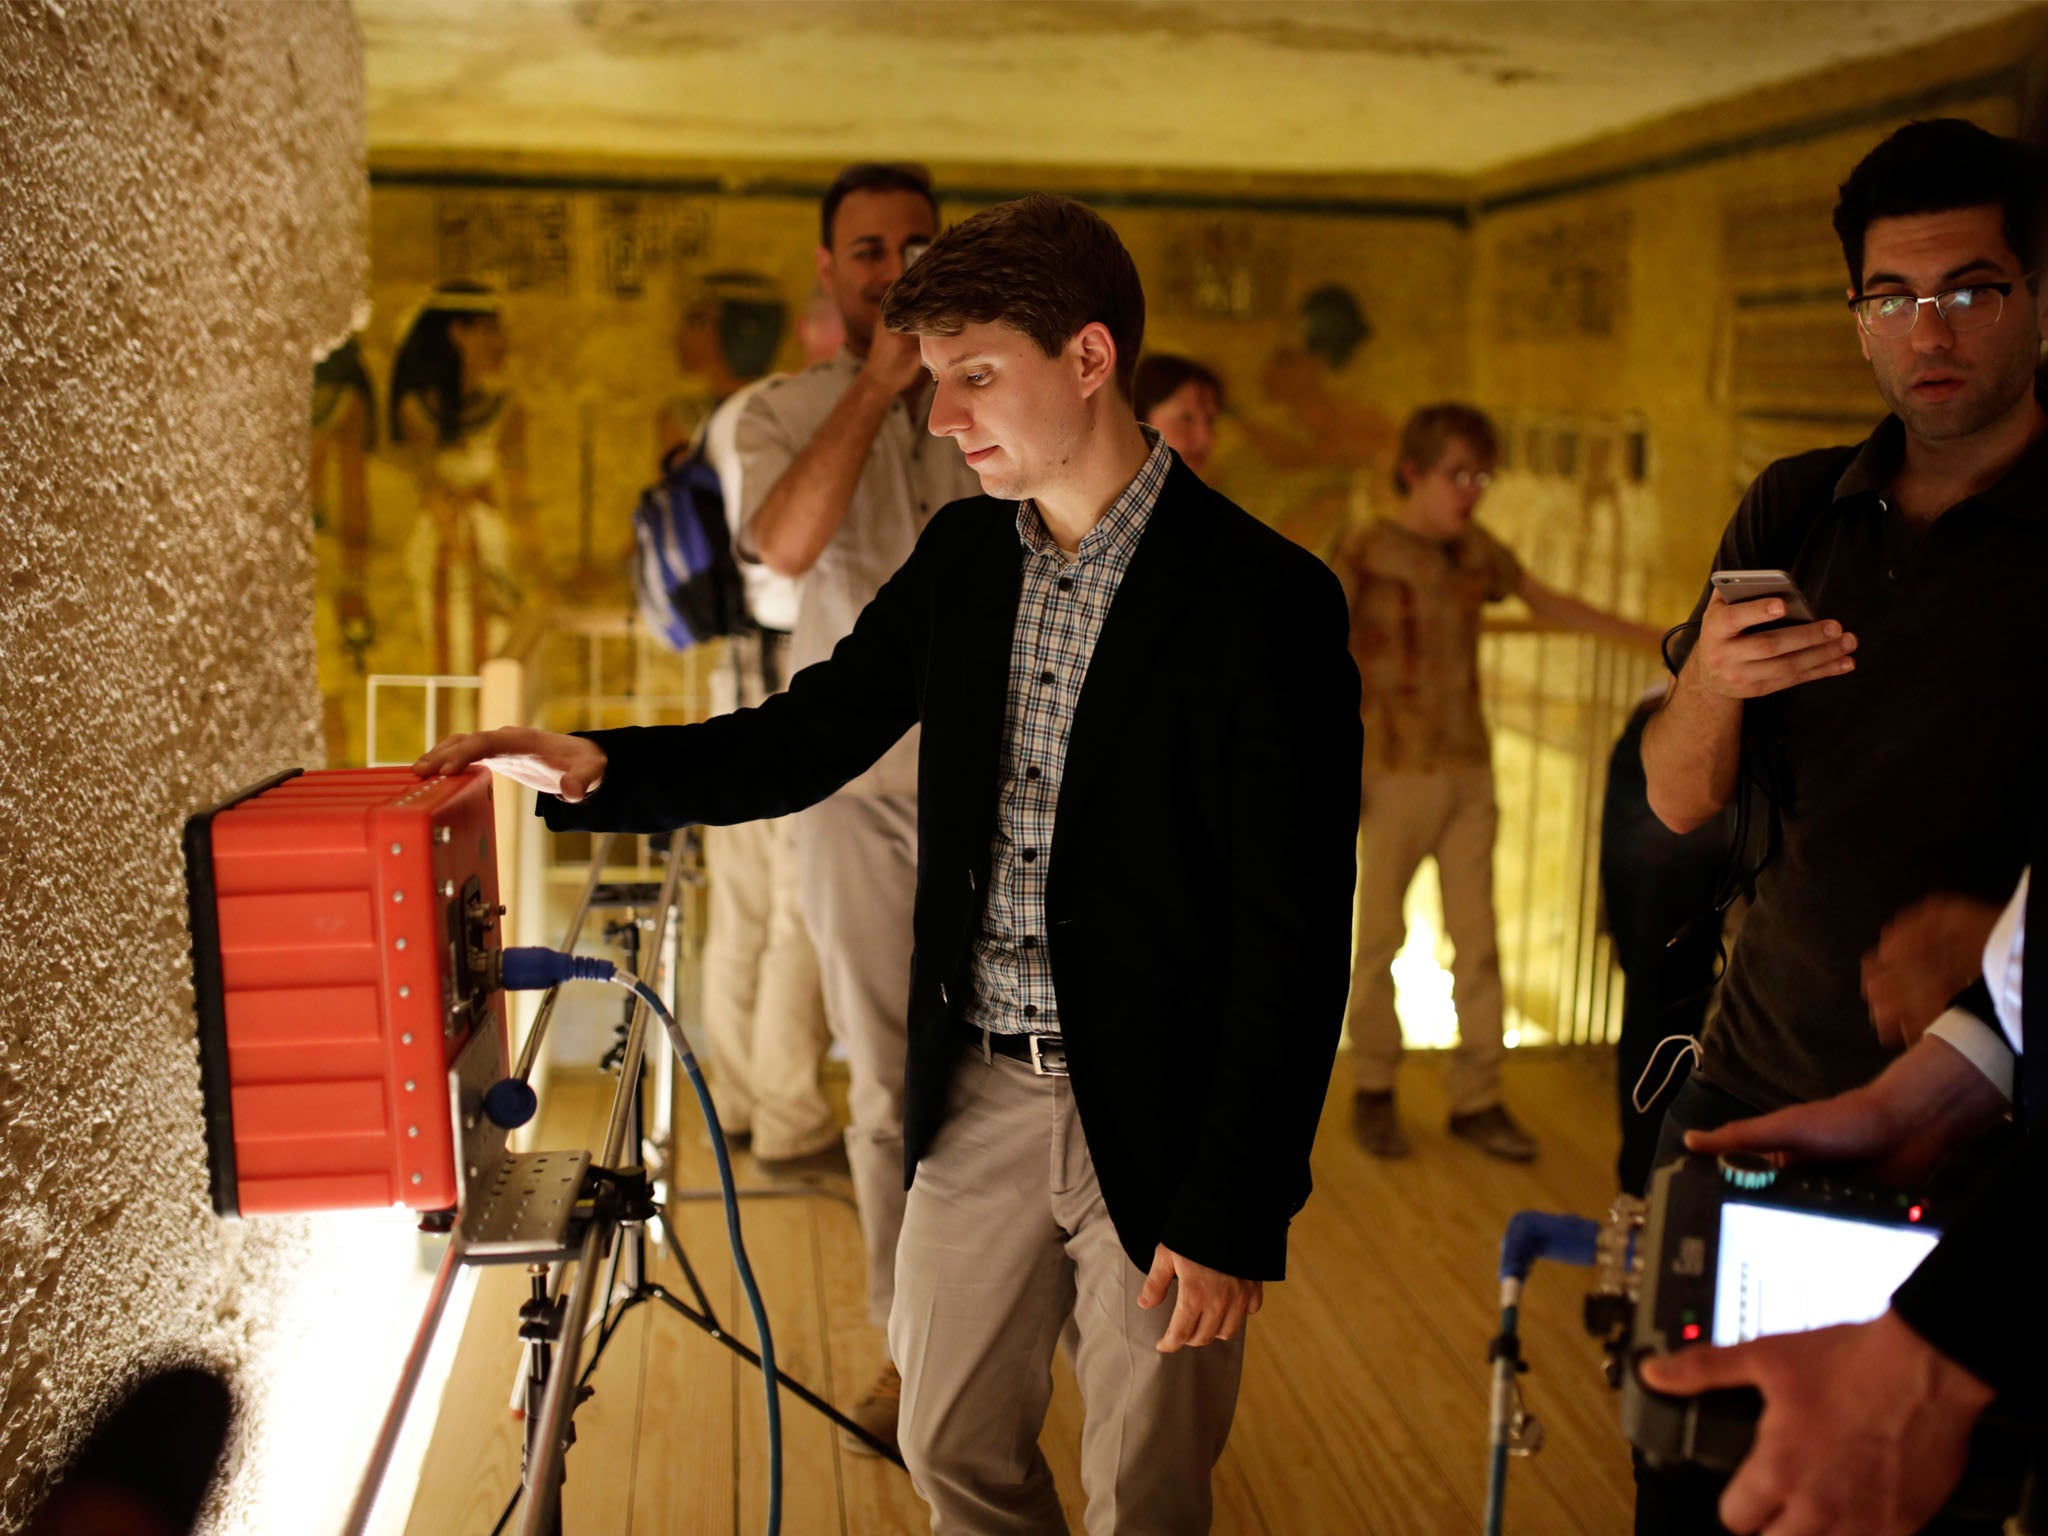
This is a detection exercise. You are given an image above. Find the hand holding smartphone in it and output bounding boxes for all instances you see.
[1709,569,1817,632]
[1687,568,1855,699]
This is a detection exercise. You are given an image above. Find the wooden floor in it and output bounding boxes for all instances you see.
[403,1052,1635,1535]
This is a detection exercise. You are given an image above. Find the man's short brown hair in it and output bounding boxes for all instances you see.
[882,194,1146,401]
[1133,353,1225,421]
[1394,402,1499,494]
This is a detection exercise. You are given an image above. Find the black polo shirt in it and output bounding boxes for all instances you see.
[1670,411,2047,1113]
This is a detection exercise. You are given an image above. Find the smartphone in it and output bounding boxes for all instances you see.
[1709,569,1817,632]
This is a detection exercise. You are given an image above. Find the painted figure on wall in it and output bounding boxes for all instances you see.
[310,336,376,760]
[1236,283,1398,557]
[388,282,539,677]
[656,270,790,457]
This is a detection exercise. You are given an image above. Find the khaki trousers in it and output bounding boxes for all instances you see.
[1347,766,1507,1117]
[795,792,917,1330]
[890,1053,1243,1536]
[701,816,835,1161]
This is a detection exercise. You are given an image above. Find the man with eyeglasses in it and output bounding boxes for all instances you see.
[1336,403,1663,1163]
[1637,117,2048,1534]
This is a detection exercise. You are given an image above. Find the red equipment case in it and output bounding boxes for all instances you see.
[183,766,507,1216]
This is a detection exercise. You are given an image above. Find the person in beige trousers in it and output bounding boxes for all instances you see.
[695,307,845,1171]
[733,163,983,1456]
[1335,403,1665,1162]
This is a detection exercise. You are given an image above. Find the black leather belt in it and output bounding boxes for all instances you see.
[959,1023,1068,1076]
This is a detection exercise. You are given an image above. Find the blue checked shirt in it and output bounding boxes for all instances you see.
[964,427,1174,1036]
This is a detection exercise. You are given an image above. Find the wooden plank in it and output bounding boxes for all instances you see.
[403,1073,616,1536]
[814,1186,929,1536]
[407,1055,1642,1536]
[1277,1143,1596,1535]
[632,1199,740,1536]
[559,1275,650,1533]
[1039,1349,1085,1532]
[1311,1059,1636,1531]
[400,1261,541,1534]
[724,1193,843,1536]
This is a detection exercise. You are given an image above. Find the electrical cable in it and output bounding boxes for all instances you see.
[488,948,782,1536]
[616,971,782,1536]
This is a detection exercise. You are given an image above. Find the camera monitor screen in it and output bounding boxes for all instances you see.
[1712,1200,1940,1346]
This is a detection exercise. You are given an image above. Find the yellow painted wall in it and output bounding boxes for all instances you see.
[323,176,1472,764]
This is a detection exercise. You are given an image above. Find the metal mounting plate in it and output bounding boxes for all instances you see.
[460,1150,592,1263]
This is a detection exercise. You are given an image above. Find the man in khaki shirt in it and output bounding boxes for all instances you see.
[732,163,981,1454]
[1334,403,1662,1162]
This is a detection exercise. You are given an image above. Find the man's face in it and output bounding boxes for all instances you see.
[1145,380,1220,474]
[1402,435,1494,540]
[817,189,937,352]
[1853,205,2044,443]
[922,320,1094,503]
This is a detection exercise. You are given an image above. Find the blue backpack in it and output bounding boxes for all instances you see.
[632,440,752,652]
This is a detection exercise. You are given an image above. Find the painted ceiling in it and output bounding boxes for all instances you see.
[360,0,2040,176]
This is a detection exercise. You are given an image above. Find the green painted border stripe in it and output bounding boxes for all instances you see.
[367,163,1474,225]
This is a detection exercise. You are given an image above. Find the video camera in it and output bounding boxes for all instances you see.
[1558,1153,2041,1525]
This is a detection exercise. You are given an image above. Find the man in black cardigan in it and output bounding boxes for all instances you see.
[418,194,1362,1533]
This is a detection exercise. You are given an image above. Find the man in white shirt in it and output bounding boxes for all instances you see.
[732,164,983,1455]
[692,288,846,1182]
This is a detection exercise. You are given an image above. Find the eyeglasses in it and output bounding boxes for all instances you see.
[1439,469,1493,490]
[1847,279,2026,338]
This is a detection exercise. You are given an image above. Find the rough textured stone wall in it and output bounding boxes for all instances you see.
[0,0,366,1527]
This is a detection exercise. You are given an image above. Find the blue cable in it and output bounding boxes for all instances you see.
[490,949,782,1536]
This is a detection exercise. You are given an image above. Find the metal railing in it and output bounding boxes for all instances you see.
[364,673,482,767]
[1481,627,1665,1047]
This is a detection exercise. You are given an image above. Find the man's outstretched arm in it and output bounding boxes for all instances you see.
[417,517,942,828]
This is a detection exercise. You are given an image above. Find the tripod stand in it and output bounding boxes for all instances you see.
[489,854,902,1533]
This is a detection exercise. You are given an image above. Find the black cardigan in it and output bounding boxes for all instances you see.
[544,459,1363,1280]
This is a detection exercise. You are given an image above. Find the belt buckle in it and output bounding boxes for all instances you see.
[1027,1034,1069,1077]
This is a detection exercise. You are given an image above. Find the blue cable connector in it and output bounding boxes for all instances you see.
[498,946,618,991]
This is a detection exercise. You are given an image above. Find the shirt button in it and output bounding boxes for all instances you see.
[1024,1004,1038,1019]
[1025,765,1041,781]
[1023,935,1040,947]
[1021,848,1038,863]
[1039,670,1054,685]
[1058,577,1074,592]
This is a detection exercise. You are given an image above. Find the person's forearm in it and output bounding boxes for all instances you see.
[1870,1035,2012,1153]
[1640,660,1743,833]
[1521,582,1663,650]
[750,373,898,577]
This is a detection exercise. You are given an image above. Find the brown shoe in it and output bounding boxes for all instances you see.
[840,1362,901,1459]
[753,1140,851,1181]
[1449,1104,1539,1163]
[1351,1092,1411,1159]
